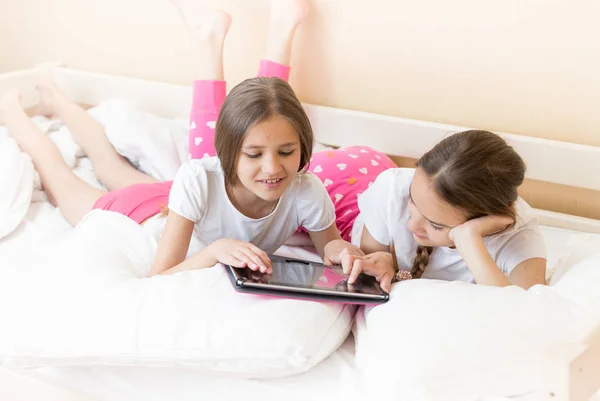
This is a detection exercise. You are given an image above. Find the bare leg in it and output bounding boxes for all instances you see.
[36,78,158,191]
[263,0,309,66]
[171,0,231,81]
[0,90,105,226]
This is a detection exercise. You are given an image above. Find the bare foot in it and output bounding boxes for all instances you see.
[170,0,231,42]
[263,0,310,65]
[0,90,23,125]
[35,76,69,118]
[269,0,310,30]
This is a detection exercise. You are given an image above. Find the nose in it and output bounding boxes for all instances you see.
[407,205,426,233]
[262,152,283,175]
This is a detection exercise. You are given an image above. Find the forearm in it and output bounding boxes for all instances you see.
[149,254,184,277]
[454,235,511,287]
[158,245,218,276]
[309,225,345,262]
[325,238,352,254]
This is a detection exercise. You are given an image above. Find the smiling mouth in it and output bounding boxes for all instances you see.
[258,178,284,184]
[413,232,428,239]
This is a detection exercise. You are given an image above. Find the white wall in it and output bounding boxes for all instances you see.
[1,0,599,217]
[3,0,600,145]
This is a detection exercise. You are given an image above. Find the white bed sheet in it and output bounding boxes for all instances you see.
[5,219,590,401]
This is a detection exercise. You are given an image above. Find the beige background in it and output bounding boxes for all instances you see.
[1,0,599,218]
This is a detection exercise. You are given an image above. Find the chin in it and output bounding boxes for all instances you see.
[260,192,282,202]
[254,185,287,201]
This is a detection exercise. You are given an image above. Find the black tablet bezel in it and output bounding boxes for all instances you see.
[224,255,390,304]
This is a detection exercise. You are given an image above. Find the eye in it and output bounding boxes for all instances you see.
[245,153,261,159]
[430,223,444,231]
[279,149,295,156]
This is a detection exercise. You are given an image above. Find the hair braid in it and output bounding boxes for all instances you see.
[411,246,432,279]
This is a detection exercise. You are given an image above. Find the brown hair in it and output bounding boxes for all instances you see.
[410,130,525,278]
[214,76,313,186]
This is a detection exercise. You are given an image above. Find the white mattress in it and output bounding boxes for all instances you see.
[5,222,589,401]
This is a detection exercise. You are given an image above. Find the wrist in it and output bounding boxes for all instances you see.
[367,252,395,275]
[451,228,482,249]
[373,252,395,271]
[202,241,220,266]
[326,238,342,248]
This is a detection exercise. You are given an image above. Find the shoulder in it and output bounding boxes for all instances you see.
[179,156,222,175]
[382,168,414,192]
[288,172,336,230]
[175,157,222,184]
[488,197,544,249]
[289,171,328,198]
[168,158,224,221]
[361,167,414,204]
[513,197,539,227]
[487,198,547,273]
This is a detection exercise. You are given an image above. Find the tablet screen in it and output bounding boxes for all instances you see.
[232,255,385,296]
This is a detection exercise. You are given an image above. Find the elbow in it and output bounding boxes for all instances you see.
[148,262,170,278]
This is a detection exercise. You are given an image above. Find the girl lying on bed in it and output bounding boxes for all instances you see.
[0,0,362,277]
[317,131,547,292]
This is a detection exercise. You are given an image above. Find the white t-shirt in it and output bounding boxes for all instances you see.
[351,168,547,283]
[159,157,336,255]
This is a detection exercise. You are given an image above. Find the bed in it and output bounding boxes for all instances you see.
[0,64,599,401]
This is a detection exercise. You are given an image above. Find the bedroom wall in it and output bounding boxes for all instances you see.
[1,0,599,218]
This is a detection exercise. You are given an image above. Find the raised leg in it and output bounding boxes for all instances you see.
[0,90,105,226]
[171,0,231,159]
[36,78,158,191]
[258,0,309,80]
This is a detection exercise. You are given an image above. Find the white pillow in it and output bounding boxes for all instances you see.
[547,233,600,286]
[0,210,354,378]
[0,132,34,240]
[354,280,599,401]
[550,235,600,310]
[88,99,189,181]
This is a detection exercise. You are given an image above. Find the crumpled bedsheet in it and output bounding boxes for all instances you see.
[0,98,189,240]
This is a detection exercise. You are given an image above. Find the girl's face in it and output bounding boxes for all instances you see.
[234,114,302,204]
[406,167,468,247]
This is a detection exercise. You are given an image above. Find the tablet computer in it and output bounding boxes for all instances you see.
[224,254,389,305]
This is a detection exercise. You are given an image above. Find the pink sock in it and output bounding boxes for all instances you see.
[189,80,226,159]
[258,60,291,82]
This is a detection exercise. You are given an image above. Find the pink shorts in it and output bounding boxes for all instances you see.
[308,146,396,241]
[92,181,174,224]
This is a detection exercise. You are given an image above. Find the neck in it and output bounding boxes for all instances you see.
[227,183,277,219]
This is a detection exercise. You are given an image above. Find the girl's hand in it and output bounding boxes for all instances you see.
[449,215,515,243]
[323,239,365,266]
[209,239,272,273]
[340,250,396,293]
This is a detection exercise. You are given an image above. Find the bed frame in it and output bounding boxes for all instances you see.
[0,64,599,401]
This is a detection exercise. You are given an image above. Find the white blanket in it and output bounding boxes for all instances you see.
[0,98,189,240]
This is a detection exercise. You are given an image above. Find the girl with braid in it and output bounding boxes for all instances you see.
[338,130,547,293]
